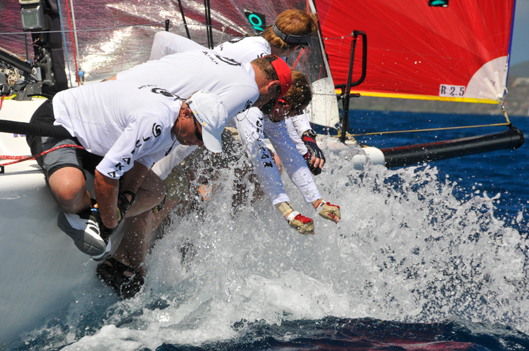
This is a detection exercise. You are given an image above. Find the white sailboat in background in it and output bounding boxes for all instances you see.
[0,0,523,346]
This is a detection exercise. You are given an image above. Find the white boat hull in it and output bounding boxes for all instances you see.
[0,98,101,346]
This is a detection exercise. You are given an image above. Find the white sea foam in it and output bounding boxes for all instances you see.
[21,144,529,350]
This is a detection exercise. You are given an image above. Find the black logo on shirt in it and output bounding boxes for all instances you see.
[115,162,124,171]
[259,146,273,168]
[215,54,241,66]
[131,139,142,154]
[152,123,162,137]
[228,37,245,44]
[255,118,263,135]
[243,100,252,112]
[149,87,182,101]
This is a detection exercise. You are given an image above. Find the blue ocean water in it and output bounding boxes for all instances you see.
[11,111,529,351]
[348,110,529,236]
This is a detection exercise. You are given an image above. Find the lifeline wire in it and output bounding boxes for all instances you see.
[0,144,85,167]
[348,122,512,137]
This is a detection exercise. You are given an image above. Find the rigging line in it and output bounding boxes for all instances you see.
[318,54,324,80]
[203,0,212,49]
[69,0,81,81]
[177,0,191,39]
[218,26,227,48]
[65,0,79,85]
[1,22,240,37]
[323,33,355,41]
[56,0,73,88]
[207,0,214,48]
[0,144,85,167]
[300,48,308,72]
[348,123,512,137]
[24,33,29,61]
[292,48,304,68]
[0,22,167,36]
[499,100,512,125]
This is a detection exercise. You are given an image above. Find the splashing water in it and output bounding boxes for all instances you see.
[15,141,529,350]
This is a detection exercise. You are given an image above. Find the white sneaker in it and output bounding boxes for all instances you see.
[57,209,111,260]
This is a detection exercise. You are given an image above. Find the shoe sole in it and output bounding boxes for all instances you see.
[57,211,108,257]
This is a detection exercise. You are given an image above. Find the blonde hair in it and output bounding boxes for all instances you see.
[283,70,312,112]
[262,9,319,49]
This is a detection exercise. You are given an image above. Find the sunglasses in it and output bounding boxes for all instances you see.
[260,84,282,115]
[191,112,203,142]
[278,99,303,116]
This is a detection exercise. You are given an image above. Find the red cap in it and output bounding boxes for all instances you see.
[267,55,292,99]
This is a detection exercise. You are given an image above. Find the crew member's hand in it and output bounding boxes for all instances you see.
[94,191,136,240]
[89,206,118,241]
[117,191,136,218]
[270,150,283,175]
[285,211,315,235]
[302,130,325,175]
[314,199,341,223]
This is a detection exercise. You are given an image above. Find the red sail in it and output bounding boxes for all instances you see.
[315,0,516,103]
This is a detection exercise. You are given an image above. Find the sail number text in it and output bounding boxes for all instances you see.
[439,84,465,97]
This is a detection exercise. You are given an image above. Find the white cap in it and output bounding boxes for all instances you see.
[186,90,229,153]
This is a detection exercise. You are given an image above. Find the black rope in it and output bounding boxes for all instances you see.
[0,119,71,137]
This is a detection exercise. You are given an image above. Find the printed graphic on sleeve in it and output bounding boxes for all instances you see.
[259,146,274,168]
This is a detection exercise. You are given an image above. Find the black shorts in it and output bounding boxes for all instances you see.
[26,100,102,182]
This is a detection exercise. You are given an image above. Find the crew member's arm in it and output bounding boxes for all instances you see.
[288,113,326,174]
[149,31,204,60]
[95,160,160,228]
[121,161,166,217]
[94,169,120,229]
[264,117,340,226]
[235,108,316,235]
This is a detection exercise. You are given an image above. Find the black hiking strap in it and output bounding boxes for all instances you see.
[0,119,72,138]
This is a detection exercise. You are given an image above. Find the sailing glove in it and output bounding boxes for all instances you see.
[302,130,325,175]
[285,211,315,235]
[315,201,341,223]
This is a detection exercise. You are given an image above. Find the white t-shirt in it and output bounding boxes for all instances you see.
[150,33,311,154]
[117,50,258,119]
[53,81,182,179]
[149,31,205,60]
[214,36,310,155]
[214,36,271,62]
